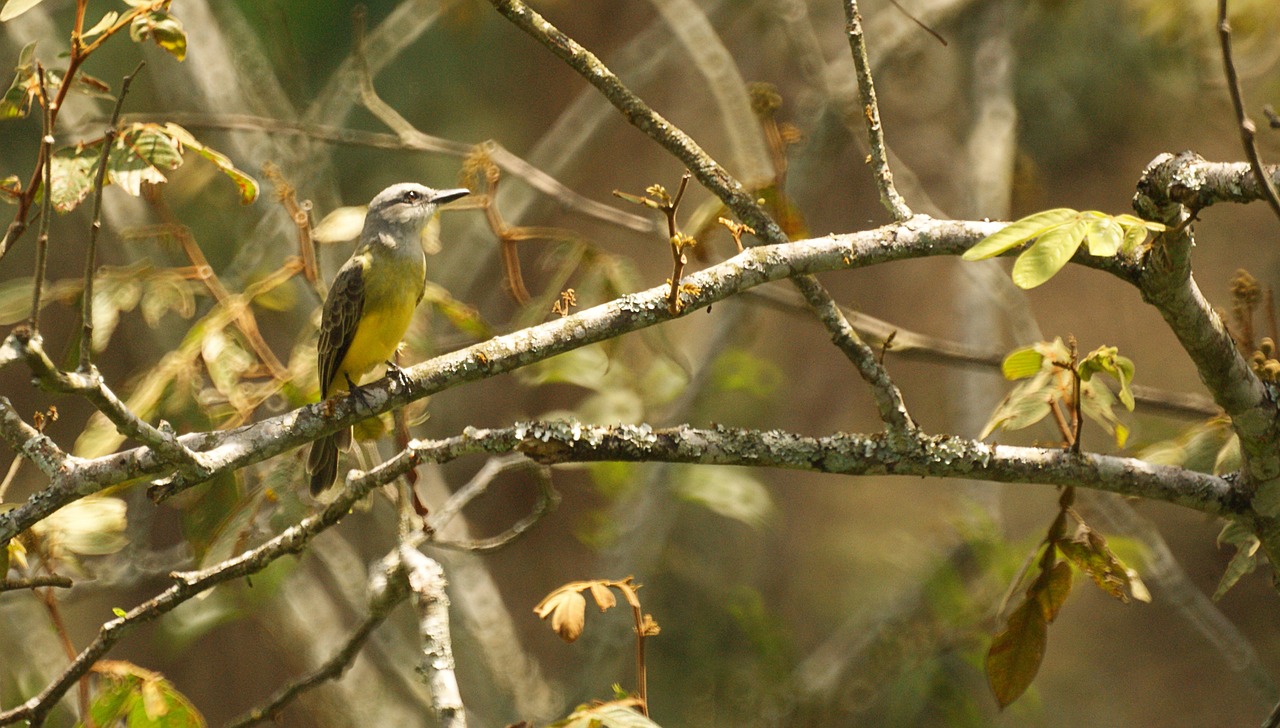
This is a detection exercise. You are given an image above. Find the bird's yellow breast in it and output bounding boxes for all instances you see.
[332,298,417,392]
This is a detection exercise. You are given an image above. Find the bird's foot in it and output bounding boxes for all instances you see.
[345,373,375,412]
[384,360,412,392]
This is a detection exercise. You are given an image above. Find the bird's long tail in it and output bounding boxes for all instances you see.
[307,427,351,495]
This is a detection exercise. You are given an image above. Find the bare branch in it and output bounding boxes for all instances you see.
[400,548,466,728]
[80,62,144,371]
[224,551,413,728]
[27,65,54,333]
[487,0,917,437]
[1217,0,1280,226]
[1,575,73,592]
[0,396,71,479]
[427,465,560,554]
[842,0,913,220]
[7,331,211,478]
[4,214,1158,544]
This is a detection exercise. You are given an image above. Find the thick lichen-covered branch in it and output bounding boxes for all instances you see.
[2,215,1155,545]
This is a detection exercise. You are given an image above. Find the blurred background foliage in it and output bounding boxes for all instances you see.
[3,0,1280,725]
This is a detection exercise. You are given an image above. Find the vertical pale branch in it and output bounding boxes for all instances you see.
[80,63,144,371]
[1217,0,1280,226]
[842,0,913,221]
[400,547,466,728]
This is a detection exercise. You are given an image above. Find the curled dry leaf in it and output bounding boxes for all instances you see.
[589,581,617,612]
[535,588,587,643]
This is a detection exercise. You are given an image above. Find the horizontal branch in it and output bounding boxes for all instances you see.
[499,422,1243,517]
[0,216,1154,544]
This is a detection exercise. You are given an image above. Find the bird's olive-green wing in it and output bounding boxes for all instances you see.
[317,257,366,397]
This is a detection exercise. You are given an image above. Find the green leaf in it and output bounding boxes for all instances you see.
[160,123,259,203]
[312,205,367,243]
[1001,346,1045,380]
[129,10,187,61]
[0,41,36,119]
[962,208,1078,261]
[1011,218,1088,289]
[30,496,128,557]
[986,599,1047,709]
[112,607,127,618]
[1214,434,1241,475]
[520,345,610,390]
[1084,216,1123,257]
[422,281,494,339]
[109,125,183,196]
[712,348,782,397]
[996,391,1053,433]
[1213,522,1261,601]
[85,661,206,728]
[1078,346,1136,411]
[0,0,48,22]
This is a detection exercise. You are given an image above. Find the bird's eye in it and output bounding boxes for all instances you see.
[402,189,421,203]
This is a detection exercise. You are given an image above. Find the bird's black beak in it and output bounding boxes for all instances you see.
[432,188,470,205]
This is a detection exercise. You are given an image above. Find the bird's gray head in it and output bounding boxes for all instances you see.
[363,183,470,236]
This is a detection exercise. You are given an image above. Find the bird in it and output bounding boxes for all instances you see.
[307,183,470,494]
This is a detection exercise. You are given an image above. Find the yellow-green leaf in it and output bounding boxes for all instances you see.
[986,599,1048,709]
[962,208,1078,261]
[129,10,187,61]
[1011,218,1088,289]
[1001,346,1046,380]
[0,0,47,22]
[1058,528,1141,603]
[1085,216,1123,257]
[1213,529,1260,601]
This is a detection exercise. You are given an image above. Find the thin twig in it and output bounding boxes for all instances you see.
[1218,0,1280,226]
[0,574,73,591]
[0,454,21,501]
[11,331,210,476]
[126,112,653,234]
[427,466,559,554]
[487,0,917,437]
[223,555,412,728]
[843,0,913,221]
[27,65,54,333]
[80,61,145,371]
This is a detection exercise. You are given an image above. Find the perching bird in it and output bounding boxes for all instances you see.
[307,183,469,494]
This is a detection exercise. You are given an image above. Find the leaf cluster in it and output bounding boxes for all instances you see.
[963,209,1164,289]
[986,489,1149,708]
[981,338,1135,448]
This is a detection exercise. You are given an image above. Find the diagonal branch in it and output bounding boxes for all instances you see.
[224,549,413,728]
[487,0,916,437]
[0,434,490,728]
[1217,0,1280,226]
